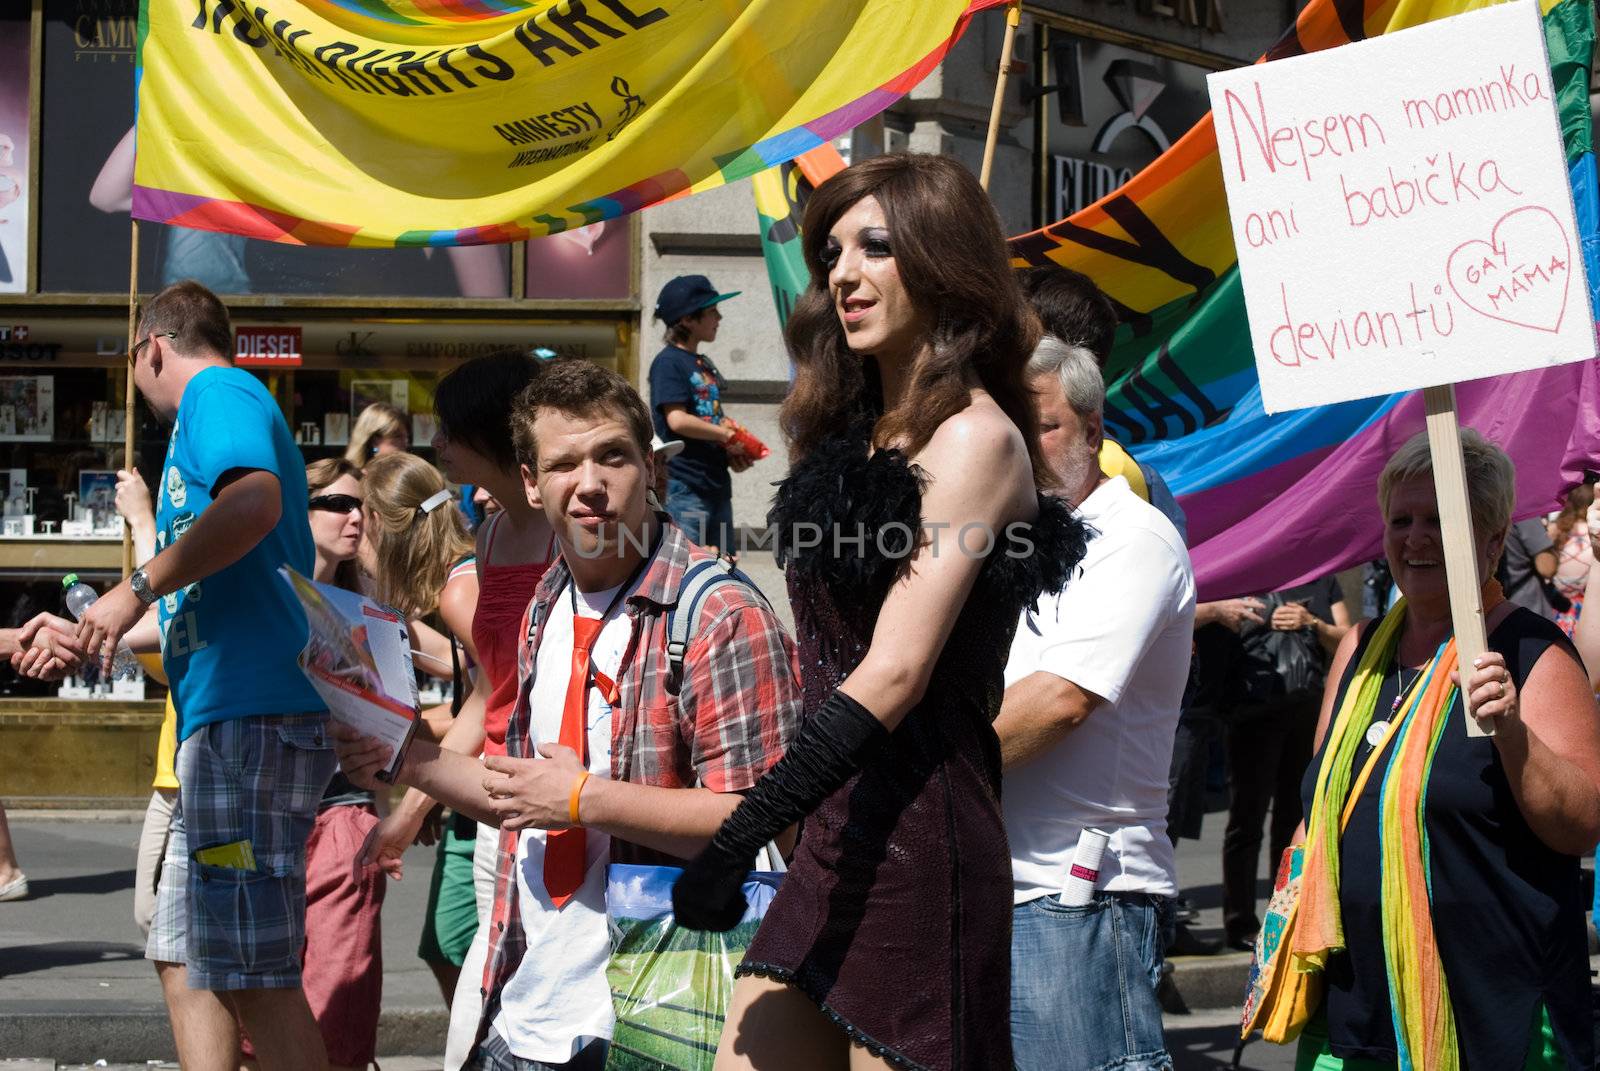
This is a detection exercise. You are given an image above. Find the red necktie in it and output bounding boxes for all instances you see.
[543,614,604,907]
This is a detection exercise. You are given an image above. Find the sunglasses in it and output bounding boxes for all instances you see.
[129,331,177,365]
[308,494,363,514]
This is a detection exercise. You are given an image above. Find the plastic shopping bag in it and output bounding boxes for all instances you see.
[604,863,783,1071]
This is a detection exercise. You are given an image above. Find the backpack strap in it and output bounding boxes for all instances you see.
[665,558,770,695]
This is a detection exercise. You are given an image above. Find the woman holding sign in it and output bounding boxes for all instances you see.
[1290,431,1599,1070]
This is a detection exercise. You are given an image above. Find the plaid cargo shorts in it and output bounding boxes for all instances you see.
[145,714,336,991]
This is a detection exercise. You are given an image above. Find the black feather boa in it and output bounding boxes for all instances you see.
[768,426,1092,609]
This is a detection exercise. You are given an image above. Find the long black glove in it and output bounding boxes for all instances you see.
[672,689,887,932]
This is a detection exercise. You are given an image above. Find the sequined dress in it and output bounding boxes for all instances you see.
[737,429,1087,1071]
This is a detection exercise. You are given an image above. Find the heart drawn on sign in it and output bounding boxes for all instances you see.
[1445,206,1572,334]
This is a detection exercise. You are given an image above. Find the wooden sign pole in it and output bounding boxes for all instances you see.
[978,1,1021,192]
[1422,383,1491,736]
[122,218,139,579]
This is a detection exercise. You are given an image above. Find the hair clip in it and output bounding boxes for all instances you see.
[418,489,452,515]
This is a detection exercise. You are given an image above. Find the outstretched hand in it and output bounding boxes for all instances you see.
[11,613,87,680]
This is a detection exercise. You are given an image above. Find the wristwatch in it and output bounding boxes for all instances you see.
[129,567,159,606]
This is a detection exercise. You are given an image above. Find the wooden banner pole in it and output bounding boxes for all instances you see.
[122,218,139,579]
[978,1,1022,192]
[1421,382,1492,736]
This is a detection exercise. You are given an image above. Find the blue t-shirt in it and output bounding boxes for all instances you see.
[155,366,324,740]
[647,344,731,496]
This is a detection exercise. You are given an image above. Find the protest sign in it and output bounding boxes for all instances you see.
[1209,0,1595,415]
[1208,0,1598,732]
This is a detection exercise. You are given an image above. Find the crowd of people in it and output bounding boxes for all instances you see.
[2,150,1599,1071]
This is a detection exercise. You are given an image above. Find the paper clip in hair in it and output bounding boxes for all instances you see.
[418,489,453,516]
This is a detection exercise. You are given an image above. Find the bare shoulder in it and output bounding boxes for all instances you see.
[916,395,1033,520]
[1332,616,1367,666]
[919,396,1026,471]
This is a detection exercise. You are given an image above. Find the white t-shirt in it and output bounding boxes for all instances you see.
[496,580,633,1062]
[1003,476,1195,903]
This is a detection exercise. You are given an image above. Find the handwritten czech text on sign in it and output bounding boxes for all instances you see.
[1207,0,1595,414]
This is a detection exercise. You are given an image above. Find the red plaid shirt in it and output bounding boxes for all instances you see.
[474,523,801,1052]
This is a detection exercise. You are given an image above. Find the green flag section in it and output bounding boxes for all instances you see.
[752,144,847,328]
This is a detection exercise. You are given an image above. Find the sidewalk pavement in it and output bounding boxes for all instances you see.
[0,808,1312,1069]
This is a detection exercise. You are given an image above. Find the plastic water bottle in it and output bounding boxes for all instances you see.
[61,573,142,680]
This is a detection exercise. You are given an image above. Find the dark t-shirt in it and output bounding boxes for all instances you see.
[1300,609,1591,1069]
[647,344,731,497]
[1499,518,1556,618]
[1231,576,1344,708]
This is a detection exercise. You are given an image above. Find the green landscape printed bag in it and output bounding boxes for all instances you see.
[604,862,783,1070]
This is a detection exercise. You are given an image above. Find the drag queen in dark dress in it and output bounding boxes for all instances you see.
[672,153,1088,1070]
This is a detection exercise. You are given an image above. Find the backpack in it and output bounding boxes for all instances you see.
[528,556,772,696]
[664,557,772,695]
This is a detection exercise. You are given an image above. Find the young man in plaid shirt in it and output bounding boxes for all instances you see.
[336,360,801,1069]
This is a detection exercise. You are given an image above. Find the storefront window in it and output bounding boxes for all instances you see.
[525,220,632,301]
[0,12,30,297]
[37,0,512,299]
[1033,29,1216,226]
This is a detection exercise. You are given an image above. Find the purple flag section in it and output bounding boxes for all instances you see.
[1188,354,1600,602]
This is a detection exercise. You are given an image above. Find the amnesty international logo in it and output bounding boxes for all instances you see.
[608,76,646,141]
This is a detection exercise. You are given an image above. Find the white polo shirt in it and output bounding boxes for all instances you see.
[1003,476,1196,903]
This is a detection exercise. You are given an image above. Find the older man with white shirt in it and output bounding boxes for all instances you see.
[995,337,1196,1071]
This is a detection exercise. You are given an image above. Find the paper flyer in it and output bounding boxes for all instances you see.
[279,566,418,782]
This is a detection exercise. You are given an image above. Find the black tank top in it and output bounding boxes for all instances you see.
[1300,607,1592,1069]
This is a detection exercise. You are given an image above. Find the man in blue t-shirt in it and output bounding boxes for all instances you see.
[76,281,333,1070]
[647,274,751,558]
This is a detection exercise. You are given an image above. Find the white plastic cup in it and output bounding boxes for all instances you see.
[1060,828,1110,907]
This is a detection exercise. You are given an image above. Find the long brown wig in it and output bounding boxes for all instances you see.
[780,152,1049,487]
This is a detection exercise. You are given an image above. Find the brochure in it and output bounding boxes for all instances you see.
[279,566,418,782]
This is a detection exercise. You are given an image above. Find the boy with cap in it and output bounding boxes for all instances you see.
[647,274,750,558]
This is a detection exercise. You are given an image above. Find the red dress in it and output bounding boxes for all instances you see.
[473,513,556,757]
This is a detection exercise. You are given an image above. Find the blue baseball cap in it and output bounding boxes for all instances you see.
[654,275,740,325]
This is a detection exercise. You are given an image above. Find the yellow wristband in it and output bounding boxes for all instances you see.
[568,769,591,825]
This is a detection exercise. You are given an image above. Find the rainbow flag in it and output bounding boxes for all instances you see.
[753,144,847,328]
[131,0,1004,247]
[1010,0,1600,600]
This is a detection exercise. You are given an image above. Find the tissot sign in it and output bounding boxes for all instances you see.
[1034,37,1215,224]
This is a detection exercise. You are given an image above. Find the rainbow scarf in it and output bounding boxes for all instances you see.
[1293,588,1503,1070]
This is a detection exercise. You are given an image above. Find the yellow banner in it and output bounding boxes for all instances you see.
[132,0,1001,247]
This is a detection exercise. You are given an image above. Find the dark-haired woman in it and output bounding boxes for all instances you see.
[353,349,559,1071]
[672,153,1087,1070]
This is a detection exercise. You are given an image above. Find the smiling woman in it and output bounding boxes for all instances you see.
[1288,429,1600,1070]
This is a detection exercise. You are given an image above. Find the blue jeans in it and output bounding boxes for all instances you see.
[664,478,735,556]
[1011,892,1175,1071]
